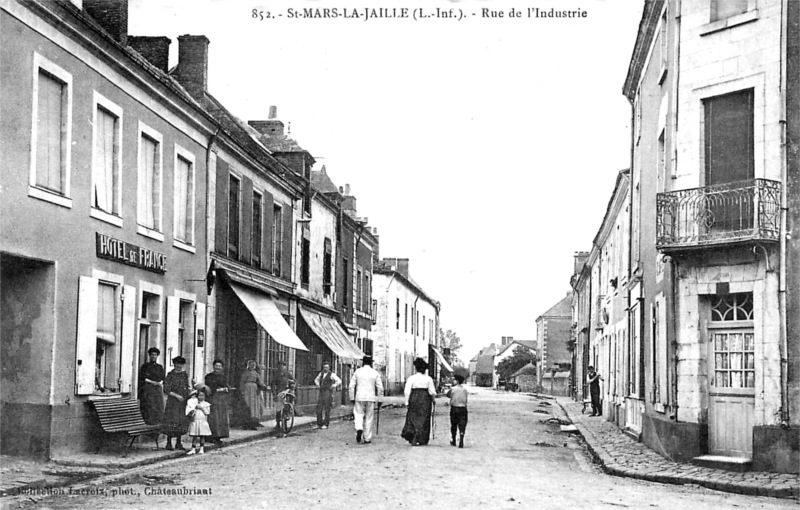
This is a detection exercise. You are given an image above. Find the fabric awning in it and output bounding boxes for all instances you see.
[431,346,454,373]
[228,282,308,351]
[299,306,364,361]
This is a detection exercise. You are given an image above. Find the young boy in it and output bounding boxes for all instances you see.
[446,374,468,448]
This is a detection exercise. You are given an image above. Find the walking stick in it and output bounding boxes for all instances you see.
[431,399,436,440]
[375,400,380,436]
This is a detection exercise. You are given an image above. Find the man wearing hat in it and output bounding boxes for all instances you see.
[348,356,384,444]
[138,347,164,425]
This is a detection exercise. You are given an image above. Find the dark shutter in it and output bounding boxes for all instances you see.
[214,158,229,254]
[240,177,253,265]
[263,190,274,273]
[281,201,293,280]
[704,89,754,186]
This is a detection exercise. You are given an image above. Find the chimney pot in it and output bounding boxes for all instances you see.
[344,184,351,196]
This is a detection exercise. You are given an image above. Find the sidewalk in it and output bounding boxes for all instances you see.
[556,397,799,500]
[0,404,354,497]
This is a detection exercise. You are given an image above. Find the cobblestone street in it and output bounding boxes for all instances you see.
[4,388,795,509]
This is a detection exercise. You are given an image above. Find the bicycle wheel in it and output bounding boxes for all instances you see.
[281,403,294,435]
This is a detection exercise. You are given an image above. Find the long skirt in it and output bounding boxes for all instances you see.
[163,395,188,435]
[401,389,433,445]
[188,413,212,437]
[208,392,230,438]
[241,383,264,421]
[139,385,164,425]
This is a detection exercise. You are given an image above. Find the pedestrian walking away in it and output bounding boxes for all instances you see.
[205,359,233,445]
[185,384,212,455]
[401,357,437,446]
[349,355,384,444]
[314,361,342,429]
[446,374,468,448]
[138,347,164,426]
[586,366,603,417]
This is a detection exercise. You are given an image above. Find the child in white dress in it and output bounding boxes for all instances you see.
[185,386,212,455]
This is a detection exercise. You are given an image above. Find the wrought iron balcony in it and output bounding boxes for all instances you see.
[656,179,780,251]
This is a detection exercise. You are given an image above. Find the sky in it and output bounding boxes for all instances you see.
[128,0,644,364]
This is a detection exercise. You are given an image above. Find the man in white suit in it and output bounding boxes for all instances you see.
[349,355,384,444]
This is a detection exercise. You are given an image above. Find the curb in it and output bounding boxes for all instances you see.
[555,400,799,500]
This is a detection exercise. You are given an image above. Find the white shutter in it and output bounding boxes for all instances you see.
[76,277,99,395]
[193,302,206,383]
[119,285,136,393]
[166,296,180,367]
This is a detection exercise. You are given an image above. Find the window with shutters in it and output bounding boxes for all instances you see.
[91,92,122,225]
[272,203,283,275]
[323,238,332,296]
[252,191,263,268]
[75,274,136,395]
[173,145,196,249]
[137,122,163,240]
[396,298,400,330]
[228,175,240,258]
[30,53,72,208]
[342,257,350,310]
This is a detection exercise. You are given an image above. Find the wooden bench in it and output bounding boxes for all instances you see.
[89,396,162,450]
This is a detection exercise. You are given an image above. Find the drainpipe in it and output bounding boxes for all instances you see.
[778,0,790,426]
[667,255,679,422]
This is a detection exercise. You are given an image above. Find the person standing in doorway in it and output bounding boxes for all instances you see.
[349,356,384,444]
[587,366,604,417]
[138,347,164,425]
[314,362,342,429]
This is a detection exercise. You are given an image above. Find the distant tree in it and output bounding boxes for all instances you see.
[438,328,463,366]
[495,346,538,382]
[452,365,470,381]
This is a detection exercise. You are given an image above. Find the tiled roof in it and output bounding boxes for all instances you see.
[511,363,537,378]
[538,294,572,319]
[311,166,340,194]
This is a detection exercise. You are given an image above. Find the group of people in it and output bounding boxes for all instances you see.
[348,355,468,448]
[137,348,235,453]
[138,348,469,452]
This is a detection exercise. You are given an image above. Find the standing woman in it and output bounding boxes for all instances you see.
[138,347,164,425]
[205,359,232,445]
[401,358,437,446]
[163,356,190,450]
[239,360,267,429]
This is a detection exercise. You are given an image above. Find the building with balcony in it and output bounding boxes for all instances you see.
[624,0,798,472]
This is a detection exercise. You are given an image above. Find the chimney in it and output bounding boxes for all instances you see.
[249,106,285,137]
[383,258,409,278]
[84,0,128,45]
[344,184,351,196]
[573,251,590,276]
[129,36,171,73]
[173,35,209,97]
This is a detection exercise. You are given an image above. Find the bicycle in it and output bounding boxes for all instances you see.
[276,388,296,436]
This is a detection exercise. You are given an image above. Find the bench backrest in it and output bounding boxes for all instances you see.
[90,397,150,433]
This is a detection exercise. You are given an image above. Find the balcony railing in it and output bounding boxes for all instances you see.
[656,179,780,250]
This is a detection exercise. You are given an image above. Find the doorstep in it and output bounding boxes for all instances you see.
[692,455,752,473]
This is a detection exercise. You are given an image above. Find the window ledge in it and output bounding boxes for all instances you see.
[90,208,123,228]
[173,240,196,254]
[28,186,72,209]
[137,224,164,242]
[700,9,759,36]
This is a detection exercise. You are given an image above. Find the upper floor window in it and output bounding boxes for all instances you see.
[137,122,163,237]
[704,89,754,186]
[300,228,310,288]
[323,238,332,296]
[342,257,350,309]
[252,191,263,268]
[173,145,195,248]
[356,268,363,310]
[272,203,283,275]
[30,53,72,208]
[396,298,400,330]
[711,0,748,21]
[228,175,240,258]
[92,93,122,219]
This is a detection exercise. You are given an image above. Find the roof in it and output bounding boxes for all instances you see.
[373,264,439,309]
[497,341,536,357]
[622,0,660,101]
[537,294,572,321]
[542,371,571,380]
[475,355,495,375]
[258,133,308,153]
[311,166,341,194]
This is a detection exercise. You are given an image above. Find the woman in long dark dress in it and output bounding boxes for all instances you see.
[163,356,190,450]
[138,347,164,425]
[205,359,232,444]
[239,360,267,429]
[401,358,438,446]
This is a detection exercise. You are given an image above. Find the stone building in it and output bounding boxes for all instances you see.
[534,294,573,391]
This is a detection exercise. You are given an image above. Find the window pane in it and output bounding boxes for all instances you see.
[175,156,192,242]
[139,135,159,229]
[712,0,748,21]
[745,372,755,388]
[97,283,116,344]
[36,72,65,193]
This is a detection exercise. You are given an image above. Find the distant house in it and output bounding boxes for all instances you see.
[509,363,537,392]
[474,355,495,387]
[535,294,572,390]
[493,340,536,388]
